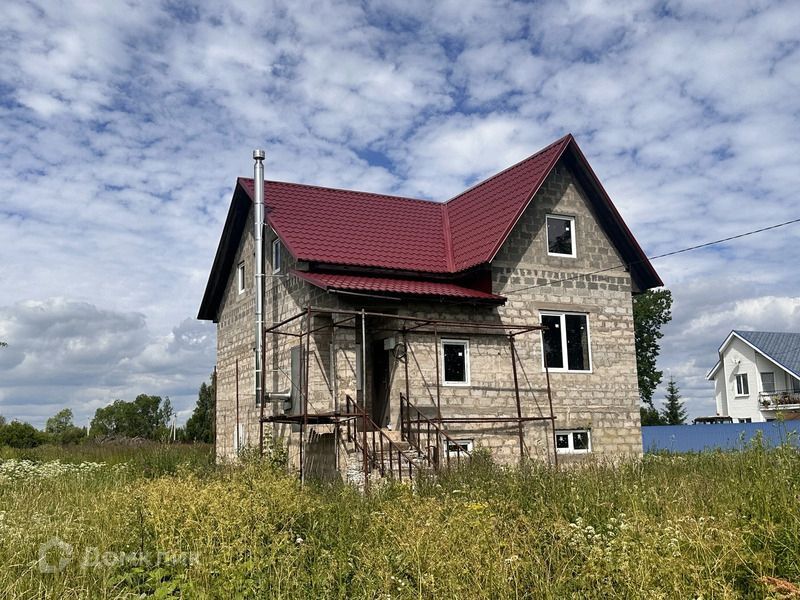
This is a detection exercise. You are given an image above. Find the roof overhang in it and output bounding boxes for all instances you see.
[292,270,506,305]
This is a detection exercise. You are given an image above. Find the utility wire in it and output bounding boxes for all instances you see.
[505,216,800,295]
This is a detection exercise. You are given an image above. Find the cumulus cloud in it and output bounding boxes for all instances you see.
[1,0,799,424]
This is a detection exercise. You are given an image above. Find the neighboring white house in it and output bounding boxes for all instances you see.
[707,331,800,423]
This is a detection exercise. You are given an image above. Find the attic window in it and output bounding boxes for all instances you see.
[546,215,576,257]
[237,262,245,294]
[272,239,281,274]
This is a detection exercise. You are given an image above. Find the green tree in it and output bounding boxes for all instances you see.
[633,289,673,411]
[89,394,174,440]
[186,373,215,443]
[661,377,687,425]
[45,408,85,444]
[640,406,665,426]
[0,421,46,448]
[0,415,5,427]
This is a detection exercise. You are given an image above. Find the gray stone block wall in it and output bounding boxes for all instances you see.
[213,158,643,466]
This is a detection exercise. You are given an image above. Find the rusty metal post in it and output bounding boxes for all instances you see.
[402,326,410,411]
[544,358,558,468]
[361,309,369,491]
[235,359,240,454]
[259,325,267,456]
[212,365,217,459]
[433,325,441,419]
[301,307,312,485]
[509,335,525,460]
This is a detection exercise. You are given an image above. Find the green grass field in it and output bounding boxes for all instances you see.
[0,440,798,598]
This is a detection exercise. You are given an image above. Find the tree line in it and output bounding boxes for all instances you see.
[0,374,215,448]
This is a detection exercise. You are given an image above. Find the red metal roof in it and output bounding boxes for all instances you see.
[238,134,573,274]
[239,179,451,272]
[199,134,662,321]
[292,271,506,303]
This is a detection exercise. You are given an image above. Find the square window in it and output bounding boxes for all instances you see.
[541,312,591,372]
[442,340,470,385]
[272,238,282,274]
[237,261,245,294]
[546,215,576,257]
[555,429,591,454]
[735,373,749,396]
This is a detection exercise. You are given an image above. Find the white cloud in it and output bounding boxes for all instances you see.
[1,0,799,425]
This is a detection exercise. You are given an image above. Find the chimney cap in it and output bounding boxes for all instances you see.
[253,149,266,160]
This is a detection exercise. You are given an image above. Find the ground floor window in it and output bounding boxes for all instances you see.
[541,312,591,372]
[441,339,470,385]
[445,439,473,457]
[555,429,591,454]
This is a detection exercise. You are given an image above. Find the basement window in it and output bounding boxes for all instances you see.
[441,339,470,386]
[541,312,591,372]
[237,261,246,294]
[546,215,576,257]
[272,239,282,274]
[445,439,473,457]
[735,373,749,396]
[555,430,591,454]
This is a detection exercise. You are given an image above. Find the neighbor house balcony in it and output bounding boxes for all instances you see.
[759,390,800,411]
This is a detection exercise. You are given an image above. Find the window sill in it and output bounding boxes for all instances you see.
[547,252,577,258]
[442,382,470,387]
[544,369,593,374]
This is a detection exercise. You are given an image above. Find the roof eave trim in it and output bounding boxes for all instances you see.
[483,134,573,267]
[728,331,800,380]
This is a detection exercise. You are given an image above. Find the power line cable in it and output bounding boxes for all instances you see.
[506,216,800,295]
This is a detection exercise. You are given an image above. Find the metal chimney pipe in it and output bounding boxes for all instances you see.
[253,149,266,406]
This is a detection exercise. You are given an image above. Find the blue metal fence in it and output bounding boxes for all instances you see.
[642,422,800,453]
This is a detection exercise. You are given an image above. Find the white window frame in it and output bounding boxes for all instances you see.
[760,371,775,393]
[441,339,470,386]
[272,238,281,274]
[546,214,576,258]
[540,311,592,373]
[555,429,592,454]
[237,261,246,294]
[735,373,749,396]
[445,439,473,457]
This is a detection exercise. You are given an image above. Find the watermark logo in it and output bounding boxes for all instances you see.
[38,537,73,574]
[37,537,199,574]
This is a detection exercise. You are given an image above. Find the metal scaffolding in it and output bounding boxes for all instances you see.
[258,305,558,485]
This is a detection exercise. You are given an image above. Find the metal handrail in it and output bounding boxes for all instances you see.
[759,390,800,407]
[344,395,419,481]
[399,393,470,470]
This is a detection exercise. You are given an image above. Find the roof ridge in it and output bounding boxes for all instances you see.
[240,177,439,206]
[443,133,573,205]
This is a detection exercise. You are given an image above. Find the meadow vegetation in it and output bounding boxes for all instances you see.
[0,440,798,598]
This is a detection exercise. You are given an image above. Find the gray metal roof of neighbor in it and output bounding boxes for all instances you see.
[734,330,800,377]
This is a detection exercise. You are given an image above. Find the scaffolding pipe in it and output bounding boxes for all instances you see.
[235,359,240,454]
[434,324,441,419]
[544,359,558,468]
[361,309,368,491]
[509,335,525,459]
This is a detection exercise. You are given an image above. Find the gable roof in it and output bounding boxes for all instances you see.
[198,134,662,320]
[734,331,800,378]
[707,330,800,380]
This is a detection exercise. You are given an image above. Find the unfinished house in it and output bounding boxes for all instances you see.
[197,134,662,481]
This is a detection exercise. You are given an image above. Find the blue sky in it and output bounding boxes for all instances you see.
[1,0,799,427]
